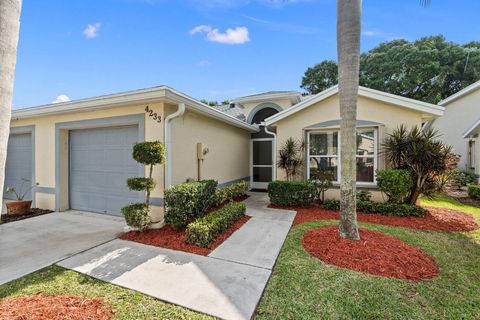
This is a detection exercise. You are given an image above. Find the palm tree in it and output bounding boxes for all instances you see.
[0,0,23,206]
[336,0,430,240]
[337,0,362,240]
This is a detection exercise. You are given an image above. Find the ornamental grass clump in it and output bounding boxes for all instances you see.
[121,141,166,231]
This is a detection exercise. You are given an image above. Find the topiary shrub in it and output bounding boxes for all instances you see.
[121,203,151,231]
[376,169,413,203]
[164,180,218,230]
[268,180,316,206]
[186,202,246,248]
[122,141,166,230]
[468,184,480,200]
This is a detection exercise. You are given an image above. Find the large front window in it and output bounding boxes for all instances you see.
[308,128,377,183]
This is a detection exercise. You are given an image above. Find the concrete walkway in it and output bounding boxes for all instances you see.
[58,192,296,320]
[0,211,125,285]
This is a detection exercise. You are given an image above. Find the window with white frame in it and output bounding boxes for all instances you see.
[308,128,377,183]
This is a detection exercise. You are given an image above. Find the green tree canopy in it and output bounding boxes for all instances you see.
[300,35,480,104]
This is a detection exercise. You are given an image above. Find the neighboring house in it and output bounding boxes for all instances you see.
[432,80,480,176]
[5,85,444,220]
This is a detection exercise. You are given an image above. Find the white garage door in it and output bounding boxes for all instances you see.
[69,126,143,215]
[3,133,33,200]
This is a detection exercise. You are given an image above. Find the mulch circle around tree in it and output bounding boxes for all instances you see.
[269,204,479,231]
[302,226,439,281]
[0,295,113,320]
[120,215,251,256]
[0,208,54,224]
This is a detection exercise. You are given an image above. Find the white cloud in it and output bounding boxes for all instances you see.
[190,25,250,44]
[83,23,101,39]
[52,94,71,104]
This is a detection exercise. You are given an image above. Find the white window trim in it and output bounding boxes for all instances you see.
[307,128,378,186]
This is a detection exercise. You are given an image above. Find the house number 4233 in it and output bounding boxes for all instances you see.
[145,106,162,123]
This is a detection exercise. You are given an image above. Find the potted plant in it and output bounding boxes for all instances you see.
[5,178,38,216]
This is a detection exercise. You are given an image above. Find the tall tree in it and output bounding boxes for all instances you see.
[0,0,22,206]
[337,0,361,240]
[301,36,479,103]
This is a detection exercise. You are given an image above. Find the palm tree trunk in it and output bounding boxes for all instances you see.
[337,0,361,240]
[0,0,22,207]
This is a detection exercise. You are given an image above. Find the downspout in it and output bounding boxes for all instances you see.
[164,103,185,188]
[263,122,277,181]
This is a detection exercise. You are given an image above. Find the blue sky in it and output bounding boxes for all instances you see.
[13,0,480,108]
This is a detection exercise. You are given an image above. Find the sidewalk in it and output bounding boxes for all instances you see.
[58,192,296,320]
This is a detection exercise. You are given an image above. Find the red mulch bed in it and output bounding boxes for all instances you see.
[0,295,113,320]
[269,204,479,231]
[303,226,439,281]
[120,215,251,256]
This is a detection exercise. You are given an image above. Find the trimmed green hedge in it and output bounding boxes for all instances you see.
[323,199,427,217]
[268,181,316,206]
[214,180,249,206]
[186,202,246,248]
[468,184,480,200]
[164,180,218,229]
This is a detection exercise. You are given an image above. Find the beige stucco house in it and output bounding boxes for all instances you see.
[432,80,480,176]
[5,85,444,220]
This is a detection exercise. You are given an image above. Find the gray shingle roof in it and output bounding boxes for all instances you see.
[213,104,246,121]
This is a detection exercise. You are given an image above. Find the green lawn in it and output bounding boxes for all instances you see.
[256,194,480,320]
[0,266,212,320]
[2,194,479,319]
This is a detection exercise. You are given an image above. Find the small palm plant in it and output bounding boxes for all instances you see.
[121,141,166,231]
[277,138,303,181]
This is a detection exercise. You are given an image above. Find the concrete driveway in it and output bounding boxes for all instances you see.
[0,210,125,285]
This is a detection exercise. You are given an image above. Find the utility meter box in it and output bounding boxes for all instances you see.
[197,143,205,160]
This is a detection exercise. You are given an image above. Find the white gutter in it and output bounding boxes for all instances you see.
[164,103,185,188]
[263,123,277,181]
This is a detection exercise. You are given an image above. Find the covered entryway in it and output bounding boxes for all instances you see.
[251,138,274,189]
[3,133,33,200]
[69,125,142,215]
[249,103,280,189]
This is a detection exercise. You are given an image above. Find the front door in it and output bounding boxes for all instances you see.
[251,138,274,189]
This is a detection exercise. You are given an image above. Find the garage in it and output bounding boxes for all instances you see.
[69,125,143,215]
[3,133,33,201]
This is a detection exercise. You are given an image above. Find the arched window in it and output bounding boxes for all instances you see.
[247,103,282,124]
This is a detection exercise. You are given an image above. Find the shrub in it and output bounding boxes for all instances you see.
[383,125,452,204]
[310,170,334,203]
[376,169,412,203]
[213,180,249,206]
[323,198,340,210]
[277,138,304,181]
[186,202,246,248]
[164,180,218,229]
[322,199,426,217]
[468,185,480,200]
[121,141,166,230]
[356,190,372,202]
[121,203,151,231]
[451,169,478,189]
[268,180,316,206]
